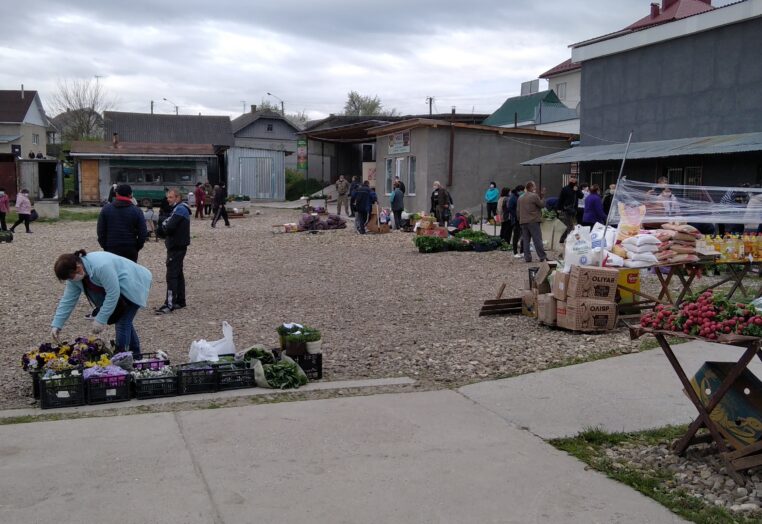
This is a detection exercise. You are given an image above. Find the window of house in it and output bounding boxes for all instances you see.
[385,158,393,194]
[408,156,416,195]
[362,143,375,163]
[684,167,702,186]
[556,82,567,101]
[395,157,405,195]
[266,123,273,132]
[588,171,603,188]
[666,168,683,185]
[32,134,39,145]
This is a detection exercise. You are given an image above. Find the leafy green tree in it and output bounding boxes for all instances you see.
[342,91,397,116]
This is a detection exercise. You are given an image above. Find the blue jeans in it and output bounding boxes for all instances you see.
[114,302,141,358]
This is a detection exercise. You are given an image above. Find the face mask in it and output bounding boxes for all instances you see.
[71,272,85,282]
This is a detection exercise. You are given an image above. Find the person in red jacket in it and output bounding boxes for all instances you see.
[193,182,206,219]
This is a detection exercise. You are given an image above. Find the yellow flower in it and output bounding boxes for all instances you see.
[58,345,71,356]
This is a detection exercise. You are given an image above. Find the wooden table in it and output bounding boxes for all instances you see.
[629,326,762,482]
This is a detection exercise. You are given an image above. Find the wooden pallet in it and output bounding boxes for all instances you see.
[479,283,522,316]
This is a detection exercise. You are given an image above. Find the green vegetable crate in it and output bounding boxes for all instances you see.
[213,360,255,391]
[177,363,218,395]
[293,353,323,380]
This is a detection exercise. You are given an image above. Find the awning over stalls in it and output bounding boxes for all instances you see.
[522,131,762,166]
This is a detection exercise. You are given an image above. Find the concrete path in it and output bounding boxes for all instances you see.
[460,340,762,439]
[0,390,681,523]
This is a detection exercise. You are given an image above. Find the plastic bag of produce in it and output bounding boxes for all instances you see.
[563,225,593,272]
[252,355,308,389]
[189,321,236,362]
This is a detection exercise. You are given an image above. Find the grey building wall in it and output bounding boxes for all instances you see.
[581,17,762,146]
[226,147,285,201]
[376,127,569,213]
[235,119,298,172]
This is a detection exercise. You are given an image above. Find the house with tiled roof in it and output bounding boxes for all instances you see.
[0,88,53,159]
[540,59,582,112]
[482,90,579,134]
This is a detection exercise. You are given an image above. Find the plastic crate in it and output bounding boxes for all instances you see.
[31,372,40,400]
[177,364,218,395]
[133,375,179,400]
[216,363,255,391]
[133,353,171,371]
[86,374,131,405]
[40,374,86,409]
[293,353,323,380]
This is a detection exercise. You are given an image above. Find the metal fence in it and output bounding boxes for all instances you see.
[226,147,285,200]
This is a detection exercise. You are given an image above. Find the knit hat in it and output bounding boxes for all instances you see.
[116,184,132,197]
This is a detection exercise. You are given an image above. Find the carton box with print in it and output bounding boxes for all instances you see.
[537,293,557,326]
[567,266,619,302]
[522,289,538,317]
[556,298,617,332]
[552,271,570,301]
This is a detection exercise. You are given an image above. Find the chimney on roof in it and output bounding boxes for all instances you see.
[112,133,119,147]
[651,3,660,17]
[251,105,257,113]
[20,84,24,99]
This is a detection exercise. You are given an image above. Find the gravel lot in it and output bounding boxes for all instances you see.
[1,207,645,409]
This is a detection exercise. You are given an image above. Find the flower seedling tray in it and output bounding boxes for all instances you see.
[214,362,255,391]
[177,364,218,395]
[293,353,323,380]
[133,353,171,371]
[40,374,86,409]
[133,375,179,400]
[86,374,130,405]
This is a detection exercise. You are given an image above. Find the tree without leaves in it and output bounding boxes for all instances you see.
[49,78,116,142]
[256,99,308,129]
[342,91,397,117]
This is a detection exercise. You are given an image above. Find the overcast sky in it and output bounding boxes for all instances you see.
[0,1,738,120]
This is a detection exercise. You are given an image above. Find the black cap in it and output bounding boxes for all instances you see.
[116,184,132,197]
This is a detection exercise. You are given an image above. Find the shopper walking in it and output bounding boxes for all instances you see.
[353,181,372,234]
[203,181,213,215]
[9,188,33,234]
[335,175,350,216]
[0,187,9,231]
[556,175,583,244]
[582,184,607,226]
[96,184,148,262]
[484,182,500,221]
[497,187,512,243]
[349,176,360,217]
[211,185,230,228]
[518,181,547,263]
[194,182,206,219]
[508,185,524,258]
[390,181,404,230]
[51,249,152,358]
[156,189,191,314]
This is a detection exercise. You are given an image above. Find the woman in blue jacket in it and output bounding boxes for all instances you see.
[50,249,152,357]
[582,184,607,227]
[484,182,500,220]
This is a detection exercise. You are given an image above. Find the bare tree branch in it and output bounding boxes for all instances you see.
[49,78,116,142]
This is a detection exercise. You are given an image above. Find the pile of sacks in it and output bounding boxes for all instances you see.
[611,223,701,268]
[297,213,347,231]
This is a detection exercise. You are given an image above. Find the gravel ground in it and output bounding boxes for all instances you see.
[2,207,644,409]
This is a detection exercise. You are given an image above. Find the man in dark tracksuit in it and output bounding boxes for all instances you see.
[156,189,191,314]
[353,181,371,234]
[211,185,230,228]
[556,175,583,244]
[96,184,148,262]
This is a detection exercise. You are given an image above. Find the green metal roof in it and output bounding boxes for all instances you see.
[482,90,566,126]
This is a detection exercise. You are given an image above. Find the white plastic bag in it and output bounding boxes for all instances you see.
[563,225,593,272]
[188,321,236,362]
[602,250,625,267]
[590,223,615,249]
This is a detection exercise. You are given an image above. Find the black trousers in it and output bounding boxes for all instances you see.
[212,205,229,227]
[165,247,187,309]
[0,211,6,231]
[512,222,522,254]
[500,220,512,243]
[107,246,139,263]
[487,202,498,220]
[393,209,403,229]
[10,213,30,232]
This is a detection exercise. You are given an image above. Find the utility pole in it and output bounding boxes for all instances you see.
[150,100,154,114]
[425,96,434,116]
[241,100,246,113]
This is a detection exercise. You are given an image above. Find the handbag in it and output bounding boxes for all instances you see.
[29,209,39,222]
[82,276,131,325]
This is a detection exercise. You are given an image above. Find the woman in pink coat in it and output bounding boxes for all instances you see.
[10,188,33,233]
[0,186,9,231]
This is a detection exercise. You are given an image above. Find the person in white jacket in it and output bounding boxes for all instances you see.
[10,188,33,233]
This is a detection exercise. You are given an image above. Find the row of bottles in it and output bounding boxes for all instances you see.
[700,233,762,262]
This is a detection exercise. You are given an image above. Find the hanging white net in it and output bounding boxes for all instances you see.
[606,177,762,226]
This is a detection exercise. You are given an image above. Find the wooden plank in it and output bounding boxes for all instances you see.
[483,298,522,306]
[495,283,506,300]
[80,160,100,202]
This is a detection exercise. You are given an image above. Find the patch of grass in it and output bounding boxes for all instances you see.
[639,336,686,352]
[551,425,761,524]
[545,349,624,370]
[5,209,100,223]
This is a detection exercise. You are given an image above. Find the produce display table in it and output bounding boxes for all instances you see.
[617,260,761,312]
[629,325,762,482]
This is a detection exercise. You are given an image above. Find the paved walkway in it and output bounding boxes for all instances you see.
[1,341,738,523]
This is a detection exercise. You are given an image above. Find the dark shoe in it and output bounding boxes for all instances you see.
[173,304,186,310]
[211,224,216,228]
[155,305,173,315]
[26,231,32,234]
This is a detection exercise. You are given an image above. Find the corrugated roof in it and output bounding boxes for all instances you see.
[0,90,36,123]
[367,118,575,139]
[103,111,233,146]
[70,141,217,157]
[539,59,581,79]
[522,132,762,165]
[482,90,570,126]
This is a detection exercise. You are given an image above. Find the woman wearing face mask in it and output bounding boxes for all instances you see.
[50,249,152,358]
[484,182,500,221]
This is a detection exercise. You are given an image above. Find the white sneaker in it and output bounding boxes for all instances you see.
[513,253,523,258]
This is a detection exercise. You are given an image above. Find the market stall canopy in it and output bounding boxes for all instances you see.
[522,132,762,166]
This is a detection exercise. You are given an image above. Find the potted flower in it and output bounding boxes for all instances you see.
[304,328,322,354]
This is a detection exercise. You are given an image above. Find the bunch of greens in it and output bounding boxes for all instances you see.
[414,236,446,253]
[263,360,308,389]
[242,346,275,365]
[454,229,490,241]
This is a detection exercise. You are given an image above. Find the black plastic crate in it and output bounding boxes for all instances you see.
[31,372,40,400]
[133,375,179,400]
[216,365,255,391]
[40,374,86,409]
[293,353,323,380]
[133,353,171,371]
[86,374,131,405]
[177,364,218,395]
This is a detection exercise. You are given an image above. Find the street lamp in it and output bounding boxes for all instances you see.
[266,92,285,116]
[162,97,179,115]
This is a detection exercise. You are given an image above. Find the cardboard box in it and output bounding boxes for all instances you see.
[537,293,557,326]
[552,271,570,301]
[417,226,448,238]
[527,261,557,293]
[521,289,538,317]
[557,298,618,332]
[567,266,619,302]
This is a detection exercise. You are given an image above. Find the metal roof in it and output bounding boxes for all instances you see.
[522,132,762,165]
[70,141,217,157]
[0,134,22,143]
[0,90,37,123]
[103,111,233,146]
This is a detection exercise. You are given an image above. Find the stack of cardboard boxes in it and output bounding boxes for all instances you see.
[525,262,620,332]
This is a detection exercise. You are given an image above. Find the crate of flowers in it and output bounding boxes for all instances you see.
[133,351,171,371]
[84,354,131,405]
[132,366,178,400]
[177,362,218,395]
[39,369,86,409]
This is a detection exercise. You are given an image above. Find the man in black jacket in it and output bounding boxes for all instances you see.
[211,185,230,228]
[96,184,148,262]
[156,188,191,314]
[353,181,371,234]
[348,176,361,217]
[556,175,583,244]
